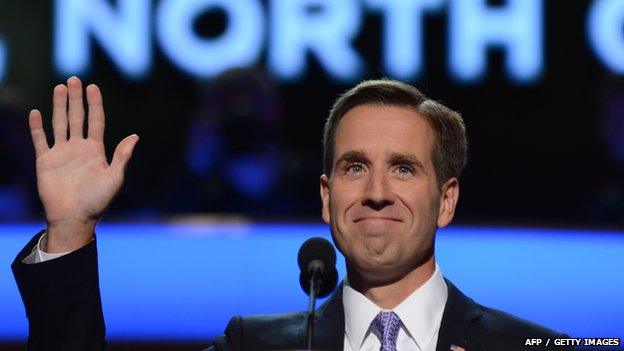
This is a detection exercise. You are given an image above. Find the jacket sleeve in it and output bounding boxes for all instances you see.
[11,230,106,351]
[204,316,243,351]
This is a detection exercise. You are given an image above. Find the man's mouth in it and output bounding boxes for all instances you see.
[353,216,402,223]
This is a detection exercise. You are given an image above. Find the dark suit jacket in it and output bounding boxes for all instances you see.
[12,231,570,351]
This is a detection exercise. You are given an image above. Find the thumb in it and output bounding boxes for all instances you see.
[111,134,139,175]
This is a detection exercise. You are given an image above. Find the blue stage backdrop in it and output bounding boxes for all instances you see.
[1,223,622,341]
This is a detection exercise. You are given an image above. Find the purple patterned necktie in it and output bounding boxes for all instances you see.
[370,311,402,351]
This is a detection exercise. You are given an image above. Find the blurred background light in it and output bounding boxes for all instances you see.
[157,0,264,78]
[448,0,543,82]
[588,0,624,74]
[269,0,363,81]
[54,0,151,78]
[0,37,5,83]
[364,0,445,80]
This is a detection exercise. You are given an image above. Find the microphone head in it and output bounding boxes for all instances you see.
[298,237,338,297]
[297,237,336,273]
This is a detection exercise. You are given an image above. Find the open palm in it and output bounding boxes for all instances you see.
[29,77,138,250]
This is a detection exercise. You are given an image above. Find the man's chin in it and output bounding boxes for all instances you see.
[346,249,435,288]
[348,258,407,286]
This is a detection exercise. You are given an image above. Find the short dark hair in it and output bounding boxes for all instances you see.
[322,79,468,187]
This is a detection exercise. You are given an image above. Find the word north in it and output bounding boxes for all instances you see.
[53,0,624,84]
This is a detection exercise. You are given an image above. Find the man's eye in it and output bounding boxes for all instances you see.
[346,164,364,173]
[396,164,414,174]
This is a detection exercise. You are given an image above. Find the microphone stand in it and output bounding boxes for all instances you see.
[306,275,318,350]
[305,260,324,351]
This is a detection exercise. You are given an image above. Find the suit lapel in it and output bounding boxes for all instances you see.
[436,279,486,351]
[298,282,345,351]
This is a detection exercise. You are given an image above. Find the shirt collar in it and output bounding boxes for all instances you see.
[342,265,448,350]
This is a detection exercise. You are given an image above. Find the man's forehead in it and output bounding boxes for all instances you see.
[336,104,431,133]
[333,105,434,156]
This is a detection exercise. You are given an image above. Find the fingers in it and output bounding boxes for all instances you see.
[28,109,50,157]
[111,134,139,175]
[86,84,105,142]
[52,84,68,145]
[67,76,85,140]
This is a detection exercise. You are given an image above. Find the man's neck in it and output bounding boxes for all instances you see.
[347,257,437,310]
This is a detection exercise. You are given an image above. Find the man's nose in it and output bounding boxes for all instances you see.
[362,169,394,210]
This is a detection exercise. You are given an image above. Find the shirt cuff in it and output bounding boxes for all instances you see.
[22,233,72,264]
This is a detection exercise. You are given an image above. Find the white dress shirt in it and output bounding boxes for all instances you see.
[22,233,71,264]
[26,234,448,351]
[343,265,448,351]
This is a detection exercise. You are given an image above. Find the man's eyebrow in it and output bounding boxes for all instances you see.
[388,152,427,173]
[335,150,369,166]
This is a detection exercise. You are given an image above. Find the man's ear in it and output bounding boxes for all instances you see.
[320,174,331,224]
[437,177,459,228]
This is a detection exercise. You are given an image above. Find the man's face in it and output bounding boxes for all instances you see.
[320,105,459,284]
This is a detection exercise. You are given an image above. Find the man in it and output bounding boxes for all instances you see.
[12,77,569,350]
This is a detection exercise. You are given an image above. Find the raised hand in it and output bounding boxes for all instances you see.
[28,77,139,252]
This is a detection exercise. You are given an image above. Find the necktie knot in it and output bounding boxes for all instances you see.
[370,311,402,351]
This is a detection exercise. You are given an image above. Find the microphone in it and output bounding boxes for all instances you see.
[298,237,338,297]
[297,237,338,350]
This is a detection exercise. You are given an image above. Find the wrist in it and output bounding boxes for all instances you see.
[45,218,97,253]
